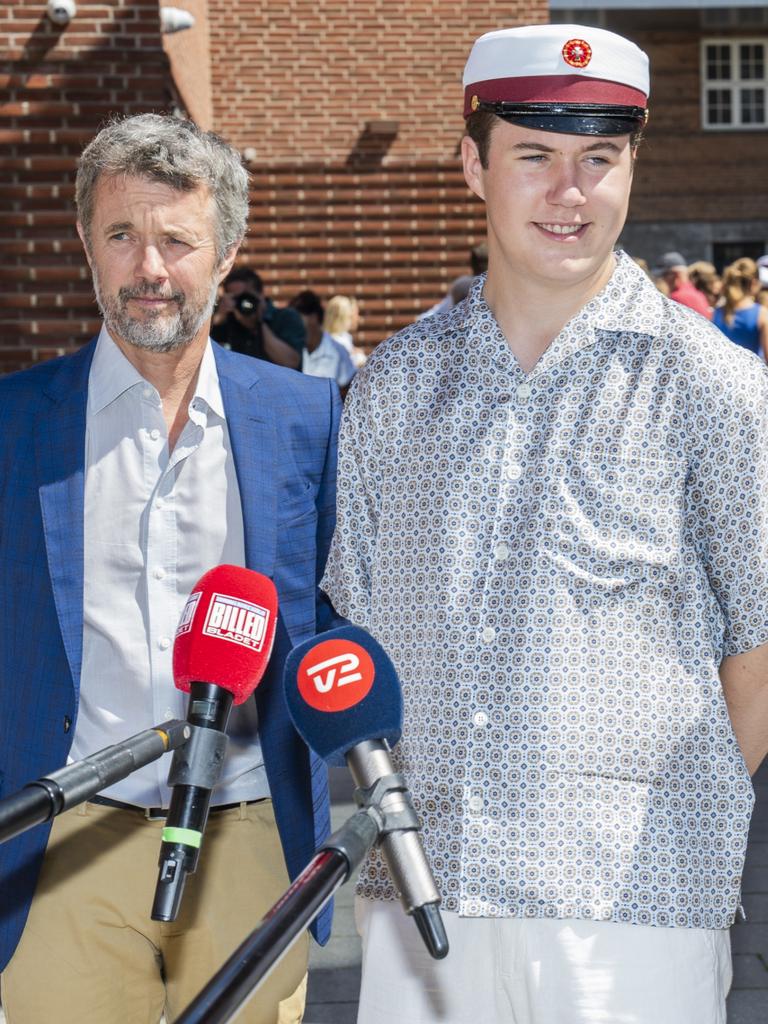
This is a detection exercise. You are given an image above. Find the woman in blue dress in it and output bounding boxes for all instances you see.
[713,257,768,360]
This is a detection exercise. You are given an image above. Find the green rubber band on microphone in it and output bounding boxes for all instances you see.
[162,826,202,848]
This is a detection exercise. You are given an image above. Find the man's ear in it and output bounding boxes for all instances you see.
[461,135,486,202]
[76,222,93,269]
[217,242,241,284]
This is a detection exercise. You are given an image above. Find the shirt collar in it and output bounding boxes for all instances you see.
[194,340,225,419]
[88,326,147,414]
[87,325,225,419]
[465,250,667,376]
[584,249,666,336]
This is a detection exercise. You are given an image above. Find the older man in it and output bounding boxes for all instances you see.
[322,23,768,1024]
[0,115,338,1024]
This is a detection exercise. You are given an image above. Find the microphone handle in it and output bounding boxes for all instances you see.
[346,739,449,959]
[151,682,233,922]
[0,720,191,845]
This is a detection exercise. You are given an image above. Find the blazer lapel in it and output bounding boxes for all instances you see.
[36,341,97,693]
[215,346,277,578]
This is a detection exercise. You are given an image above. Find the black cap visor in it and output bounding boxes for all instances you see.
[477,101,646,137]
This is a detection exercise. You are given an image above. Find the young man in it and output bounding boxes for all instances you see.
[321,24,768,1024]
[0,114,338,1024]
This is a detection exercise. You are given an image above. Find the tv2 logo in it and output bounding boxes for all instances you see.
[307,652,363,692]
[297,639,375,712]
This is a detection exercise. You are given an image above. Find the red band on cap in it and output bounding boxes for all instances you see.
[463,75,647,118]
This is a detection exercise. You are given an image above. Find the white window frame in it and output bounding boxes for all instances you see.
[701,38,768,131]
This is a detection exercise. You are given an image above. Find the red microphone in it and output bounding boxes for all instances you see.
[173,564,278,704]
[151,565,278,922]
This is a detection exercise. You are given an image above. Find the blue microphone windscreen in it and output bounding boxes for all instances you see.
[284,626,403,766]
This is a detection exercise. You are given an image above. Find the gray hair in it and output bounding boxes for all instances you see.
[76,113,249,262]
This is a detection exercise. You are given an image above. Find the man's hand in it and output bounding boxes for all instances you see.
[720,641,768,776]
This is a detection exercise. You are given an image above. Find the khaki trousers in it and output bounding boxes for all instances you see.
[1,799,308,1024]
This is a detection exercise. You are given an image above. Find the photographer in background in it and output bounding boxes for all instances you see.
[211,267,305,368]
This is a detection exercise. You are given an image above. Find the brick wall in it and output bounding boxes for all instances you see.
[207,0,547,347]
[242,163,487,342]
[3,3,768,372]
[209,1,546,165]
[162,0,212,129]
[627,25,768,226]
[0,0,174,372]
[0,0,545,372]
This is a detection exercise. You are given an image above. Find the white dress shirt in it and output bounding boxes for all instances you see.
[72,328,270,807]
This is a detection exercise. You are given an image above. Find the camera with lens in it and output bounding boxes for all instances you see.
[234,292,261,317]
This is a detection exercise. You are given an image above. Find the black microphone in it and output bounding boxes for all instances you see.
[284,626,449,959]
[151,565,278,922]
[0,720,190,846]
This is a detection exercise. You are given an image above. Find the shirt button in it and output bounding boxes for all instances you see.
[164,709,174,721]
[158,636,171,650]
[468,795,484,813]
[505,463,523,481]
[149,428,160,441]
[143,387,153,399]
[153,568,166,580]
[494,542,510,560]
[473,711,489,728]
[481,626,496,644]
[516,382,532,401]
[155,499,165,511]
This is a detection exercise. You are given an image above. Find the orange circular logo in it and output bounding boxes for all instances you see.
[297,639,375,713]
[562,38,592,69]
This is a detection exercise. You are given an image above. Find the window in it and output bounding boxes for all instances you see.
[712,241,767,274]
[702,39,768,130]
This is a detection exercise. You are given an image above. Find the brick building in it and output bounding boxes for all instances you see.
[553,0,768,268]
[2,1,767,372]
[0,0,546,373]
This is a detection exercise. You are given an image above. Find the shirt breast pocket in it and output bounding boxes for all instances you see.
[553,444,685,588]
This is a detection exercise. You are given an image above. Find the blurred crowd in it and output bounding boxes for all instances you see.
[636,251,768,361]
[210,245,768,394]
[210,268,365,396]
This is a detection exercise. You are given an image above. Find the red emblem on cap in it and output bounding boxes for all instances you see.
[562,38,592,69]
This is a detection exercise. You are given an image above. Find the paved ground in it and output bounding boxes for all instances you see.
[727,759,768,1024]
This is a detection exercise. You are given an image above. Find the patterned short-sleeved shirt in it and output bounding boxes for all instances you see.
[321,251,768,929]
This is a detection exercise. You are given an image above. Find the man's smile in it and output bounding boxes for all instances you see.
[533,222,589,240]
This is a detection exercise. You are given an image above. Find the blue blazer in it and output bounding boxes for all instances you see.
[0,340,341,968]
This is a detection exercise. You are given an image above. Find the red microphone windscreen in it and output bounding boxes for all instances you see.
[173,565,278,705]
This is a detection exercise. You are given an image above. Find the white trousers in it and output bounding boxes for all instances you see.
[355,898,732,1024]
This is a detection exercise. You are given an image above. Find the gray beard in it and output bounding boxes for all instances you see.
[92,269,218,354]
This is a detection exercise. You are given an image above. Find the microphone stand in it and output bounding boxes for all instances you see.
[0,719,191,845]
[175,809,378,1024]
[177,768,448,1024]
